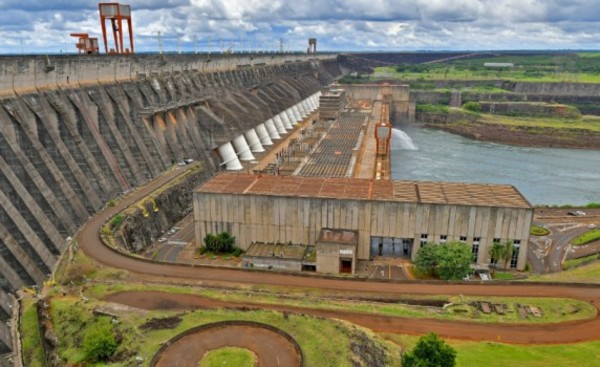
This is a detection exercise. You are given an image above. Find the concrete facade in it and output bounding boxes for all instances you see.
[194,174,533,271]
[341,84,413,122]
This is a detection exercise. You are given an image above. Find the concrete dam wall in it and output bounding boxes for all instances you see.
[0,54,342,336]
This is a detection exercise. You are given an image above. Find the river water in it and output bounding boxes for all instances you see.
[390,125,600,206]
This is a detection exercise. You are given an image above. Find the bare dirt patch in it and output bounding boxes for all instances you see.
[140,315,182,331]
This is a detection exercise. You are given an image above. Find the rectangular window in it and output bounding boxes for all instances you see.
[510,243,520,269]
[491,238,501,265]
[473,237,481,244]
[472,243,479,263]
[459,236,467,242]
[439,235,447,244]
[420,234,428,244]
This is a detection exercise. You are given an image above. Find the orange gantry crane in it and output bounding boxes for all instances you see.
[70,33,100,54]
[98,2,134,54]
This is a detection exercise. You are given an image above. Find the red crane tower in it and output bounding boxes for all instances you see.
[70,33,100,54]
[98,2,134,54]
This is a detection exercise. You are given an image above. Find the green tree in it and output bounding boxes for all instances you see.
[489,240,514,270]
[414,243,439,276]
[402,332,456,367]
[436,241,472,280]
[83,318,118,362]
[203,232,236,253]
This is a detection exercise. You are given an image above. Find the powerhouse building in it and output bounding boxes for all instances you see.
[194,173,533,274]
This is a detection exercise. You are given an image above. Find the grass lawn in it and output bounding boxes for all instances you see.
[199,347,255,367]
[571,229,600,246]
[80,282,596,325]
[370,52,600,83]
[384,334,600,367]
[529,260,600,283]
[48,296,400,367]
[479,114,600,133]
[492,272,516,280]
[530,225,550,236]
[562,254,600,270]
[20,297,46,367]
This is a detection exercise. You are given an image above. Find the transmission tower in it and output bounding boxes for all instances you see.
[157,31,163,54]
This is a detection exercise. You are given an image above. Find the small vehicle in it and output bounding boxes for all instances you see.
[184,158,194,164]
[158,237,167,243]
[567,210,586,217]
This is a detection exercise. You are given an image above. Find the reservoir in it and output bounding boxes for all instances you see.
[390,125,600,206]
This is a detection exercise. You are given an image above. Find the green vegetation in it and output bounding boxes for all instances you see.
[201,232,243,255]
[20,298,46,367]
[529,260,600,283]
[402,333,456,367]
[199,347,256,367]
[563,254,600,270]
[49,296,399,367]
[372,53,600,83]
[414,243,439,276]
[109,214,125,229]
[462,102,482,113]
[530,225,550,236]
[571,229,600,246]
[82,317,118,362]
[480,113,600,132]
[80,282,596,325]
[386,334,600,367]
[414,242,472,280]
[492,272,515,280]
[489,240,516,271]
[416,104,450,114]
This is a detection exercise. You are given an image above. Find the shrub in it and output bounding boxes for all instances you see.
[204,232,237,253]
[110,214,125,229]
[232,247,244,257]
[403,332,456,367]
[462,101,482,112]
[83,318,118,362]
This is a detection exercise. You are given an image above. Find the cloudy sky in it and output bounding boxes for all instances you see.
[0,0,598,54]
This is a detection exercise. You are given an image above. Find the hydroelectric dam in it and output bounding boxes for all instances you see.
[0,53,343,354]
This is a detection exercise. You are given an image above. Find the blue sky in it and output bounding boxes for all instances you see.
[0,0,598,54]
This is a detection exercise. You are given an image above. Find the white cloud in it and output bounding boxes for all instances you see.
[0,0,598,53]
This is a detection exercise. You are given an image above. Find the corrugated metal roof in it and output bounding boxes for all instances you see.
[197,173,532,209]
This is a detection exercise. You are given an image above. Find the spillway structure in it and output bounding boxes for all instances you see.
[0,53,342,353]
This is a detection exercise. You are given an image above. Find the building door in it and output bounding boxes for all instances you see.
[339,259,352,274]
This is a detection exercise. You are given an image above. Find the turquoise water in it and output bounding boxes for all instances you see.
[390,125,600,206]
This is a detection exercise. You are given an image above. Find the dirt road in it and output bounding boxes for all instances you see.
[151,322,301,367]
[79,167,600,344]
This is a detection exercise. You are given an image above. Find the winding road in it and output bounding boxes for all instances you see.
[79,167,600,344]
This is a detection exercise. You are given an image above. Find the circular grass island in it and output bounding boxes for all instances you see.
[200,347,256,367]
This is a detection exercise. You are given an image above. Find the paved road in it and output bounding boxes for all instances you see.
[79,167,600,344]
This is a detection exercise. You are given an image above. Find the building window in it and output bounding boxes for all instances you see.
[459,236,467,242]
[493,238,500,244]
[472,243,479,263]
[439,235,447,244]
[420,234,428,244]
[510,241,521,269]
[473,237,481,244]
